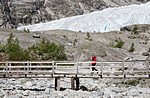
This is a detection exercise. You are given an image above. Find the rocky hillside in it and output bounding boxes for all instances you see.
[0,0,149,29]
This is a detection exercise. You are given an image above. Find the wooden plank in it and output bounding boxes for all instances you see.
[56,68,76,70]
[28,70,53,73]
[0,66,5,68]
[56,62,75,65]
[114,71,123,76]
[0,62,7,64]
[54,72,77,75]
[0,60,146,64]
[125,70,147,74]
[0,70,53,73]
[103,75,124,78]
[0,66,52,69]
[0,74,149,78]
[126,75,149,78]
[7,61,53,63]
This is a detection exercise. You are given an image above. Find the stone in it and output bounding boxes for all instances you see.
[142,52,149,56]
[0,91,4,97]
[128,88,140,96]
[80,85,88,91]
[22,90,30,96]
[9,95,19,98]
[97,92,105,96]
[24,81,33,88]
[44,88,50,94]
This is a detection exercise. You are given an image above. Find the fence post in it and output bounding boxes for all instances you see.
[146,61,150,77]
[76,61,79,75]
[71,77,75,90]
[29,62,31,71]
[5,61,8,77]
[101,60,103,78]
[26,61,29,77]
[9,62,11,72]
[55,77,60,91]
[52,61,54,77]
[75,77,79,90]
[122,60,126,78]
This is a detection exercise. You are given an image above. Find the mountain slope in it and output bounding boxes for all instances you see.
[1,24,150,61]
[17,2,150,32]
[0,0,149,28]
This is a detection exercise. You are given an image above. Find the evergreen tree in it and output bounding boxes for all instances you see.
[129,43,135,52]
[5,33,30,61]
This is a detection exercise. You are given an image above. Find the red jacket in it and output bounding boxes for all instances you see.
[91,56,96,64]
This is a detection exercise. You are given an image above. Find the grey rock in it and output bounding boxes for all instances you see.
[9,95,19,98]
[97,92,104,96]
[44,88,50,94]
[142,52,149,56]
[22,90,30,96]
[0,91,4,97]
[127,87,140,96]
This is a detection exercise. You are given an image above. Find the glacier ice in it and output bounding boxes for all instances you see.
[17,2,150,33]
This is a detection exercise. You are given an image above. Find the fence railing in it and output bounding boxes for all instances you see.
[0,60,149,78]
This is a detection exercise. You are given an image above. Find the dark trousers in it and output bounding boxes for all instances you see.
[92,63,98,71]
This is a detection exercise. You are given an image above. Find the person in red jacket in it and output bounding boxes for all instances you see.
[91,56,98,71]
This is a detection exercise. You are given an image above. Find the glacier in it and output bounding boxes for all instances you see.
[17,2,150,33]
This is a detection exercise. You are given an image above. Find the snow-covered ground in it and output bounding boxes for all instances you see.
[17,2,150,33]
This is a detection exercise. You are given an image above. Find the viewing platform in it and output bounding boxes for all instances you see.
[0,60,149,90]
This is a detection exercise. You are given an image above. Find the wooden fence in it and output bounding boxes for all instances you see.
[0,60,149,78]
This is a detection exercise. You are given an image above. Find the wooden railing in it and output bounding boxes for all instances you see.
[0,60,149,78]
